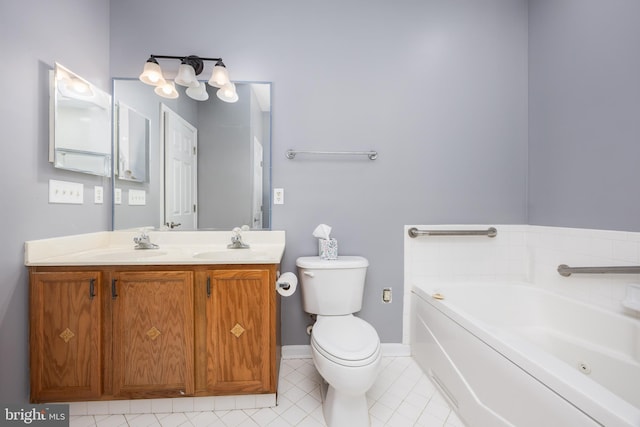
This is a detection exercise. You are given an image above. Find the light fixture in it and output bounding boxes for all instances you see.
[217,82,239,103]
[186,82,209,101]
[154,81,179,99]
[139,57,166,86]
[208,61,230,88]
[174,57,200,88]
[138,55,237,102]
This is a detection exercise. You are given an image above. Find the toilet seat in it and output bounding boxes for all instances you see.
[311,316,380,368]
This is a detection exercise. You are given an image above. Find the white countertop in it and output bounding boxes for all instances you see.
[25,230,285,266]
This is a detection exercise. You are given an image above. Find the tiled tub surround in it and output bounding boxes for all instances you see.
[404,224,640,343]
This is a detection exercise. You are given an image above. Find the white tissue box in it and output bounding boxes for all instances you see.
[319,238,338,260]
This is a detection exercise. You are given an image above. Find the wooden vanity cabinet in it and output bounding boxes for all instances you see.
[110,270,195,398]
[197,268,276,394]
[29,270,102,402]
[29,264,279,403]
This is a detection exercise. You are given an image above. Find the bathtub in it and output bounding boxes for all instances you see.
[411,282,640,427]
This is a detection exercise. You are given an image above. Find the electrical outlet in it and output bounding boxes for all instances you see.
[114,188,122,205]
[382,288,392,303]
[94,186,104,204]
[274,188,284,205]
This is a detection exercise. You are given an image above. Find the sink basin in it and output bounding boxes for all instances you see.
[192,250,268,261]
[78,249,168,261]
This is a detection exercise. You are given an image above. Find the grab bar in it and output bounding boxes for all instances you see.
[408,227,497,238]
[557,264,640,277]
[286,149,378,160]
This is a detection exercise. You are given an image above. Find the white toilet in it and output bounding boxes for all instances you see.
[296,256,382,427]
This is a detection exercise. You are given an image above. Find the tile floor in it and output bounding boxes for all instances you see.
[70,357,464,427]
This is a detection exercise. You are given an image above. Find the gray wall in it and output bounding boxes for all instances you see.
[110,0,529,346]
[528,0,640,231]
[0,0,111,402]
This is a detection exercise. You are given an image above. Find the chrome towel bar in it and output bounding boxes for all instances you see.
[408,227,497,238]
[557,264,640,277]
[286,149,378,160]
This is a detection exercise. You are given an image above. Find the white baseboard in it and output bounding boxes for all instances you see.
[282,345,313,359]
[281,343,410,359]
[381,343,411,357]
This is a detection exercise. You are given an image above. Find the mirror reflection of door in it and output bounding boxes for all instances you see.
[252,137,263,229]
[163,106,197,230]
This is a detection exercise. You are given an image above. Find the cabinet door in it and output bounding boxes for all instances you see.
[206,269,273,393]
[112,271,194,398]
[30,271,102,402]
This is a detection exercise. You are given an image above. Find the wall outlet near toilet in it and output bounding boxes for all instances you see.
[274,188,284,205]
[383,288,392,303]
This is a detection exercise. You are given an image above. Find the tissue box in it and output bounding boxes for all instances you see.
[319,238,338,260]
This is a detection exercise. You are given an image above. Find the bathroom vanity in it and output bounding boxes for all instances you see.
[25,231,284,404]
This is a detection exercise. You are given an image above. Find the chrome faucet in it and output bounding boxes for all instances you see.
[228,227,250,249]
[133,232,159,249]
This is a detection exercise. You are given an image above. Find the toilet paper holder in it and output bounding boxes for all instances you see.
[278,282,291,291]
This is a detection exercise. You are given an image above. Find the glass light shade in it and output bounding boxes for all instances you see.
[186,82,209,101]
[69,78,93,97]
[139,61,165,86]
[208,64,230,88]
[154,81,179,99]
[175,64,200,88]
[216,82,238,103]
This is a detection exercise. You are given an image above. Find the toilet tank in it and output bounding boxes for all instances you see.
[296,256,369,315]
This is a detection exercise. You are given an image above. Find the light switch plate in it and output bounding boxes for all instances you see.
[128,189,146,206]
[49,180,83,204]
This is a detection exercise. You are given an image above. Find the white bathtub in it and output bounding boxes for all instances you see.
[411,282,640,427]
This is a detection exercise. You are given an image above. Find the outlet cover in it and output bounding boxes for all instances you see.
[274,188,284,205]
[114,188,122,205]
[94,186,104,204]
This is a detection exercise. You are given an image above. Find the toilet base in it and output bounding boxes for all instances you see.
[322,384,370,427]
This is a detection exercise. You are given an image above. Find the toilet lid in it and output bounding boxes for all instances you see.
[311,316,380,367]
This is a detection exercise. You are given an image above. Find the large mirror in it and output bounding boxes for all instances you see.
[50,63,112,176]
[112,79,271,231]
